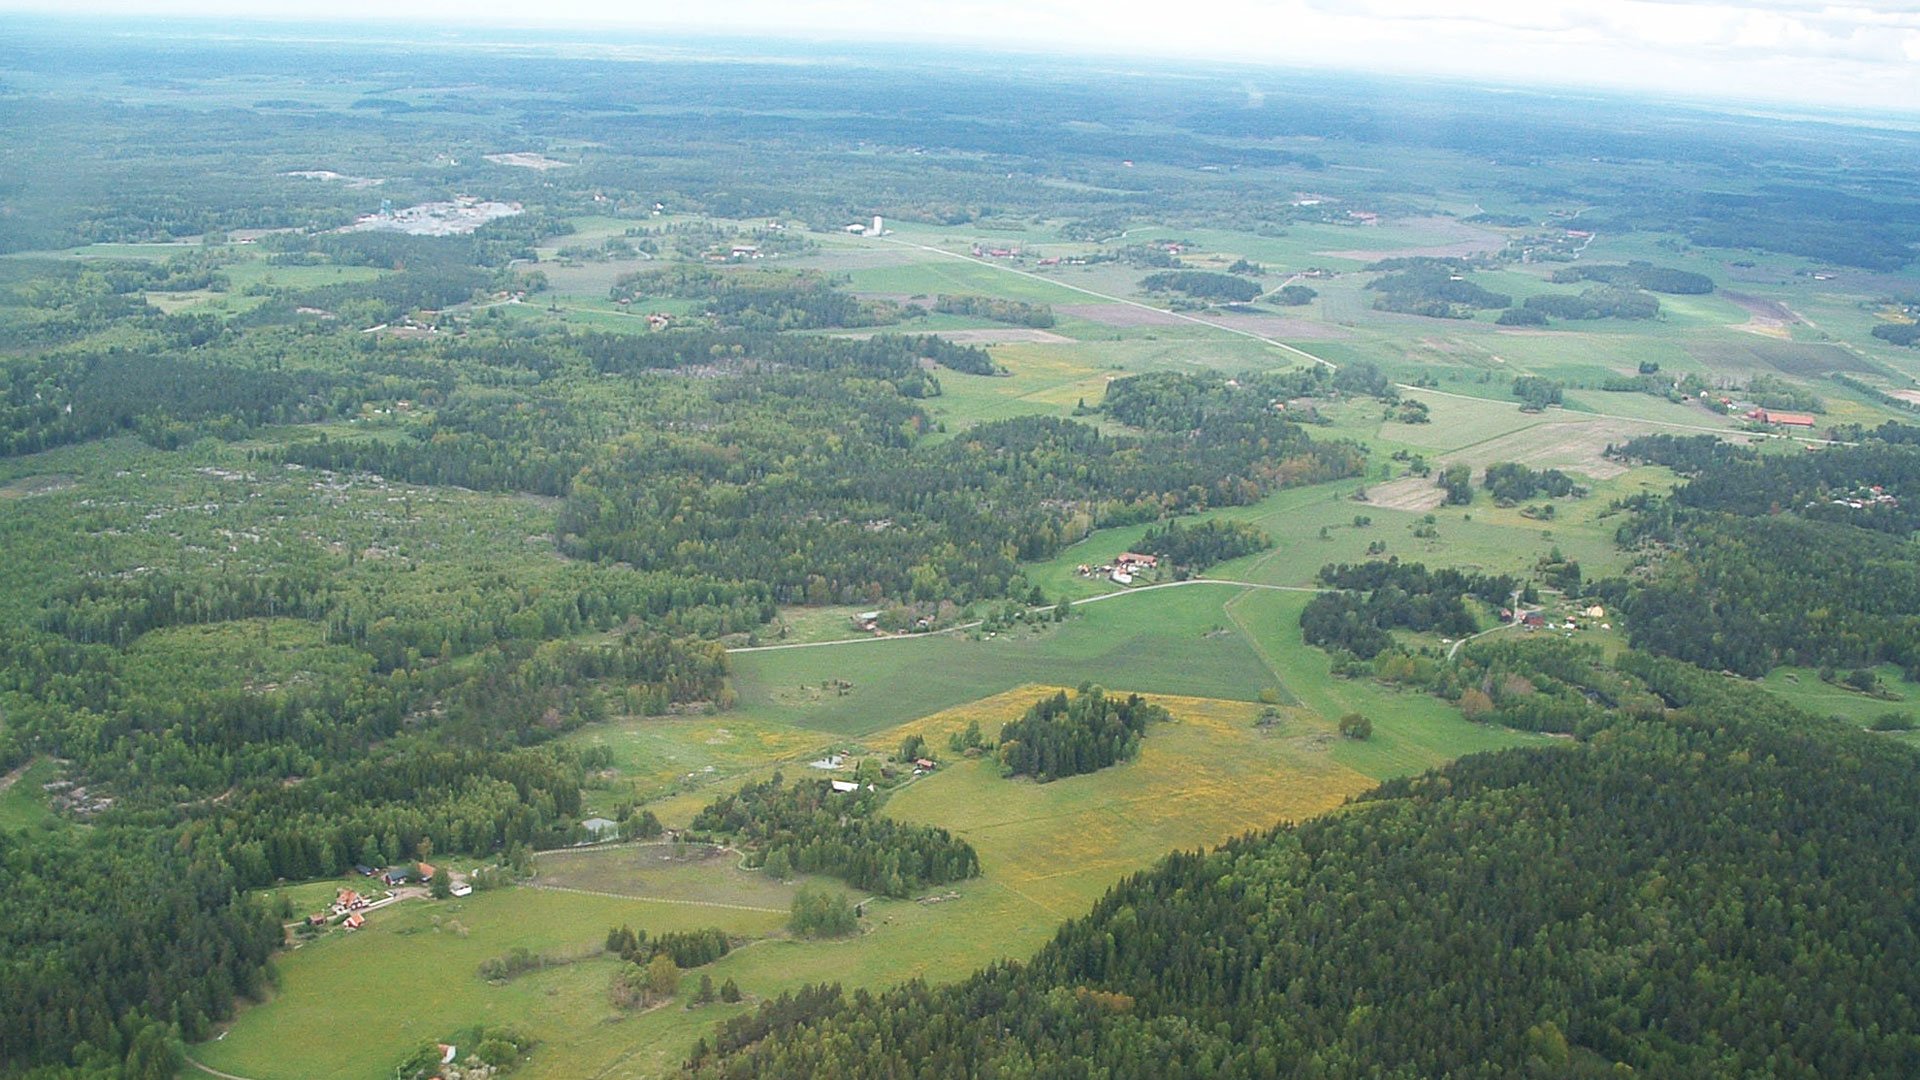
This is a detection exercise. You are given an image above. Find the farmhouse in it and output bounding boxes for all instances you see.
[1109,570,1134,585]
[382,866,416,886]
[1747,408,1817,428]
[830,780,861,793]
[343,913,365,930]
[1114,553,1159,571]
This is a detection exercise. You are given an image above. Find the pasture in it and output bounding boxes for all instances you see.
[723,583,1278,737]
[194,887,785,1080]
[881,687,1379,917]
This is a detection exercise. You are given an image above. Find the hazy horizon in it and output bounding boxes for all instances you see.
[2,2,1917,116]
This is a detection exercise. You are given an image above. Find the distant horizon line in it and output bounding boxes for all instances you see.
[4,8,1920,125]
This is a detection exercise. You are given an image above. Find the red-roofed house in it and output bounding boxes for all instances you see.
[1747,408,1818,428]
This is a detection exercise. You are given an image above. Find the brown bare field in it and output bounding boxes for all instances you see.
[1361,476,1448,512]
[1722,291,1801,338]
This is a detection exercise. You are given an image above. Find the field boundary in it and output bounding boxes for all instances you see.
[522,882,787,914]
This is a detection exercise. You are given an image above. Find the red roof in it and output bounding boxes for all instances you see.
[1756,409,1817,427]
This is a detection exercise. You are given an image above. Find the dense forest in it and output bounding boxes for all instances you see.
[996,687,1170,781]
[1364,258,1511,318]
[1134,518,1272,575]
[1549,262,1714,294]
[1300,559,1514,660]
[1589,429,1920,676]
[1482,462,1582,504]
[1139,270,1263,303]
[688,775,979,897]
[690,658,1920,1078]
[1521,285,1661,320]
[932,294,1056,328]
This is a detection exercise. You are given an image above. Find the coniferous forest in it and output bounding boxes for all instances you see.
[4,19,1920,1080]
[690,661,1920,1078]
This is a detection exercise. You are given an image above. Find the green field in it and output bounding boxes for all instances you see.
[725,584,1277,737]
[0,758,58,831]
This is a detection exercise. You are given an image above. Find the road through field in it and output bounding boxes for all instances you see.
[725,577,1326,655]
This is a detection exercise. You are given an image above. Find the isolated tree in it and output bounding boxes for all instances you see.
[430,865,452,899]
[1338,712,1374,740]
[695,973,717,1004]
[645,953,681,1000]
[720,977,743,1003]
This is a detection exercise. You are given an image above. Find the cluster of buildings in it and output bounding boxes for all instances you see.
[1510,605,1612,633]
[1828,485,1898,510]
[1743,407,1818,429]
[1078,551,1160,586]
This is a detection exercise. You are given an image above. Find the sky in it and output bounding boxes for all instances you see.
[4,0,1918,113]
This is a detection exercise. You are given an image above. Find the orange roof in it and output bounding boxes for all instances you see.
[417,862,437,878]
[1760,410,1818,427]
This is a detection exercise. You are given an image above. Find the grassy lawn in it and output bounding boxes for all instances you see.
[1759,664,1920,729]
[569,713,829,807]
[1218,588,1544,779]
